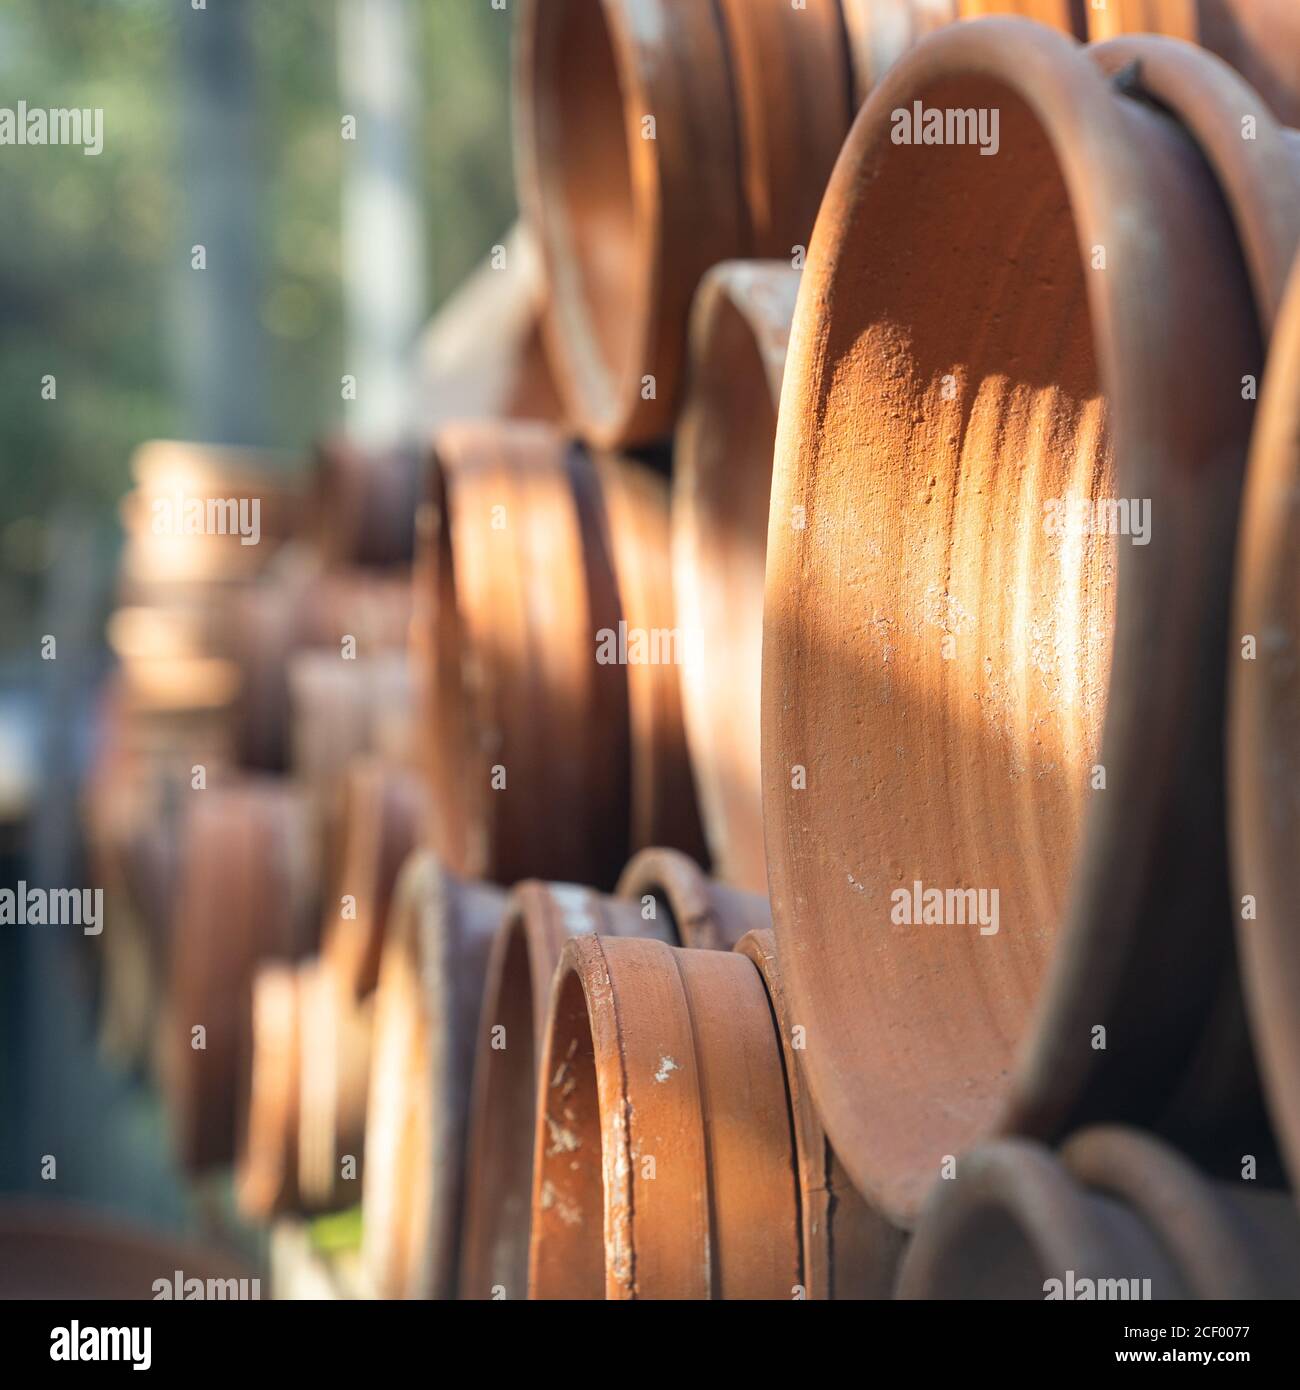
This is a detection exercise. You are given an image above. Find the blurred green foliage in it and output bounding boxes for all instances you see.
[0,0,514,651]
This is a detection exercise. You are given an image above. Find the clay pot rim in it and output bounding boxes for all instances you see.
[1088,35,1300,333]
[614,846,712,947]
[514,0,657,445]
[769,14,1276,1221]
[896,1138,1119,1298]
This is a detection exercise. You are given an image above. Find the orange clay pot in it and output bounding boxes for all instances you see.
[673,261,801,892]
[897,1128,1300,1298]
[528,934,800,1299]
[762,19,1297,1226]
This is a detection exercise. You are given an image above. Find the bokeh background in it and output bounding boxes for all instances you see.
[0,0,511,1253]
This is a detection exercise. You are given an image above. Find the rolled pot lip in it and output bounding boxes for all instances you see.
[614,846,713,947]
[764,15,1287,1224]
[514,0,657,447]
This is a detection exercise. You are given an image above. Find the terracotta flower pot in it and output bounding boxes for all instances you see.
[713,0,853,258]
[420,422,629,886]
[319,757,429,1001]
[897,1128,1300,1298]
[839,1,958,107]
[736,930,906,1298]
[528,934,800,1299]
[458,880,675,1300]
[1088,0,1300,127]
[236,960,305,1221]
[614,845,768,951]
[311,438,421,568]
[762,19,1297,1226]
[516,0,745,446]
[361,851,505,1299]
[673,262,801,892]
[1230,255,1300,1198]
[162,779,318,1172]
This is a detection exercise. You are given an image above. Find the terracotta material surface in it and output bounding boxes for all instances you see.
[673,262,800,892]
[0,1202,253,1300]
[515,0,745,446]
[320,757,429,1000]
[458,880,674,1300]
[1088,1,1300,126]
[762,19,1289,1226]
[1231,255,1300,1198]
[897,1128,1300,1298]
[236,960,305,1221]
[312,438,421,567]
[528,934,800,1299]
[840,1,959,107]
[162,779,318,1172]
[714,0,853,257]
[420,421,628,886]
[737,929,906,1298]
[615,845,768,950]
[594,453,706,861]
[361,851,505,1299]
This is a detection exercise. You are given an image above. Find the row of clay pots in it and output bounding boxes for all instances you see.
[900,1127,1300,1299]
[517,1,1300,450]
[761,19,1300,1228]
[417,423,705,889]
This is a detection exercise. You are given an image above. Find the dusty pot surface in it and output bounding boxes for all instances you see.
[1231,256,1300,1199]
[736,929,906,1298]
[673,261,800,893]
[420,421,628,887]
[458,880,674,1300]
[528,934,799,1299]
[163,778,317,1172]
[762,18,1282,1225]
[361,851,504,1299]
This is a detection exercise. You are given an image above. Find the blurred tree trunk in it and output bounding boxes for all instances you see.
[337,0,425,445]
[173,0,266,448]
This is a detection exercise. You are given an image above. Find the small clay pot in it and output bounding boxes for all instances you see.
[897,1128,1300,1299]
[528,934,800,1299]
[458,880,674,1300]
[361,851,505,1299]
[673,261,801,892]
[762,19,1295,1225]
[614,845,767,951]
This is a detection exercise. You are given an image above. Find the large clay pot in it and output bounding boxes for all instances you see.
[762,19,1297,1226]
